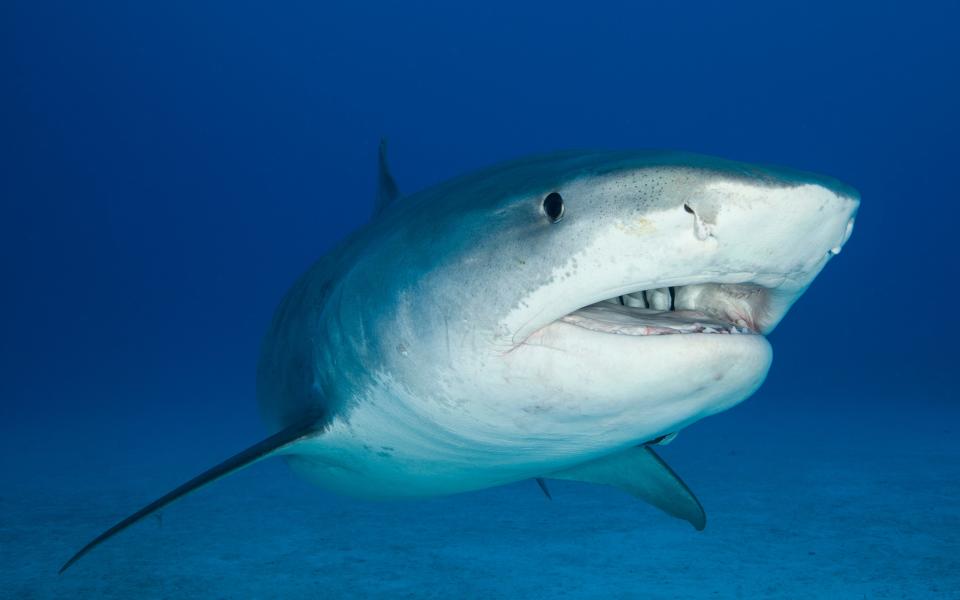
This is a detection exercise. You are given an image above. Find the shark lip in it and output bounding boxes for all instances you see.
[556,283,767,337]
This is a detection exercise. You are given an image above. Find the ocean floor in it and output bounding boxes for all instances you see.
[2,392,958,599]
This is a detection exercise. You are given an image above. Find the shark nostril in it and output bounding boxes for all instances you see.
[683,203,714,241]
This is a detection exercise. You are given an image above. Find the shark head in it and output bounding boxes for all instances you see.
[334,150,859,478]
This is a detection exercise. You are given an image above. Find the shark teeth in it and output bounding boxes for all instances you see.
[561,282,766,337]
[645,288,673,311]
[622,292,647,308]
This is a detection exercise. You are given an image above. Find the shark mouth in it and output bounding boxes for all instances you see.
[560,283,770,337]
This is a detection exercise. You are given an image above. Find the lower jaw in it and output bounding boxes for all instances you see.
[560,302,760,338]
[517,320,773,421]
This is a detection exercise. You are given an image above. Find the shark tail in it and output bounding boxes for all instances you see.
[59,418,320,574]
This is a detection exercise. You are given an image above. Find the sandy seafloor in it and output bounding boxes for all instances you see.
[2,391,957,599]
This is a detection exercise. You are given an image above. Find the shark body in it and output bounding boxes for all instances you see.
[61,144,859,572]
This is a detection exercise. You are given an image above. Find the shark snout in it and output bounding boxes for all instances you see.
[828,196,859,256]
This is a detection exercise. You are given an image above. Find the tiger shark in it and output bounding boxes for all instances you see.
[61,143,859,572]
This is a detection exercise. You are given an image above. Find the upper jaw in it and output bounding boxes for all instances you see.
[510,268,819,349]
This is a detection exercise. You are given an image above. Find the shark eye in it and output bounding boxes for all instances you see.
[542,192,565,223]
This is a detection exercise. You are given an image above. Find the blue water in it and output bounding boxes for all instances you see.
[2,1,958,597]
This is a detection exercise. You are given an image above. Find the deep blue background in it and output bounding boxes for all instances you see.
[2,1,958,593]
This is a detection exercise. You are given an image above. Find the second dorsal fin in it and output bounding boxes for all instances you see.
[373,138,400,218]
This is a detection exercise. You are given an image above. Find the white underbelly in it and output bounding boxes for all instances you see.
[280,331,770,499]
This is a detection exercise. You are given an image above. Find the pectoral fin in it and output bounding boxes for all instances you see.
[59,418,320,573]
[546,446,706,530]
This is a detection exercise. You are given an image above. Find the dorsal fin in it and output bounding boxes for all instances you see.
[373,138,400,218]
[545,445,706,530]
[59,418,321,573]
